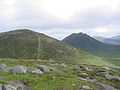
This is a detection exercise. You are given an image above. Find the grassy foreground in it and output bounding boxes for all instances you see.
[0,58,120,90]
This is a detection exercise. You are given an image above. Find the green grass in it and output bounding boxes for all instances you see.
[0,58,120,89]
[0,29,104,65]
[0,59,99,90]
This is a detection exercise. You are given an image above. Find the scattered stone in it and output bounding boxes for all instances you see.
[102,66,120,71]
[72,65,81,70]
[37,65,56,72]
[49,67,56,71]
[79,77,97,83]
[95,82,118,90]
[4,85,17,90]
[0,84,2,90]
[72,84,76,86]
[32,69,43,75]
[9,81,31,90]
[81,67,93,71]
[100,72,120,81]
[0,84,17,90]
[12,65,27,74]
[102,66,110,70]
[79,77,88,81]
[81,85,92,89]
[78,73,88,76]
[2,67,13,72]
[0,64,6,70]
[51,76,56,79]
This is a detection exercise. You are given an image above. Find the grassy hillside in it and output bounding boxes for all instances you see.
[112,35,120,40]
[63,33,120,57]
[0,29,103,65]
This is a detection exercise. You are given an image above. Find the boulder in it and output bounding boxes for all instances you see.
[81,67,93,71]
[102,66,110,70]
[12,65,27,74]
[102,66,120,71]
[72,84,76,86]
[0,84,17,90]
[95,82,118,90]
[37,65,56,72]
[78,77,97,83]
[59,63,67,67]
[78,73,88,76]
[2,67,13,72]
[72,65,81,70]
[51,76,56,79]
[0,84,2,90]
[3,85,17,90]
[32,69,43,75]
[0,64,6,70]
[100,72,120,81]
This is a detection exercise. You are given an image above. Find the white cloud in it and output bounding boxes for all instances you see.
[0,0,120,39]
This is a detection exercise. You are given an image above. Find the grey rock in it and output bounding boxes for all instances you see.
[78,73,88,76]
[37,65,50,72]
[100,72,120,81]
[72,84,76,86]
[59,63,67,67]
[51,76,56,79]
[82,85,92,89]
[9,81,31,90]
[12,65,27,74]
[81,67,93,71]
[0,84,17,90]
[95,82,118,90]
[79,77,88,81]
[78,77,97,83]
[102,66,120,71]
[49,67,56,71]
[32,69,43,75]
[0,84,2,90]
[3,85,17,90]
[72,65,81,70]
[102,66,110,70]
[37,65,56,72]
[0,64,6,70]
[2,67,13,72]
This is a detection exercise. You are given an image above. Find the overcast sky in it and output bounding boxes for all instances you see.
[0,0,120,39]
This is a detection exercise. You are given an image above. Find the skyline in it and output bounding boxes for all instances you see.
[0,0,120,40]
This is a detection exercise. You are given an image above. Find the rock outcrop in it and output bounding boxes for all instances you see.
[0,84,17,90]
[32,69,43,75]
[37,65,56,72]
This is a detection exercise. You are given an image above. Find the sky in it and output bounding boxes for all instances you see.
[0,0,120,40]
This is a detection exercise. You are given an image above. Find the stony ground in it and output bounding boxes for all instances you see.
[0,58,120,90]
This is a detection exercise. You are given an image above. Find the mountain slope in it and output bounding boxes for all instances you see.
[111,35,120,40]
[93,36,120,45]
[62,33,120,57]
[0,29,103,65]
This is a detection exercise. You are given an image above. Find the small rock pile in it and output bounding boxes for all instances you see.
[0,64,27,74]
[0,84,17,90]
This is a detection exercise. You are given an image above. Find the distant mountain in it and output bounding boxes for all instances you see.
[0,29,103,64]
[111,35,120,40]
[93,36,120,45]
[62,33,120,57]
